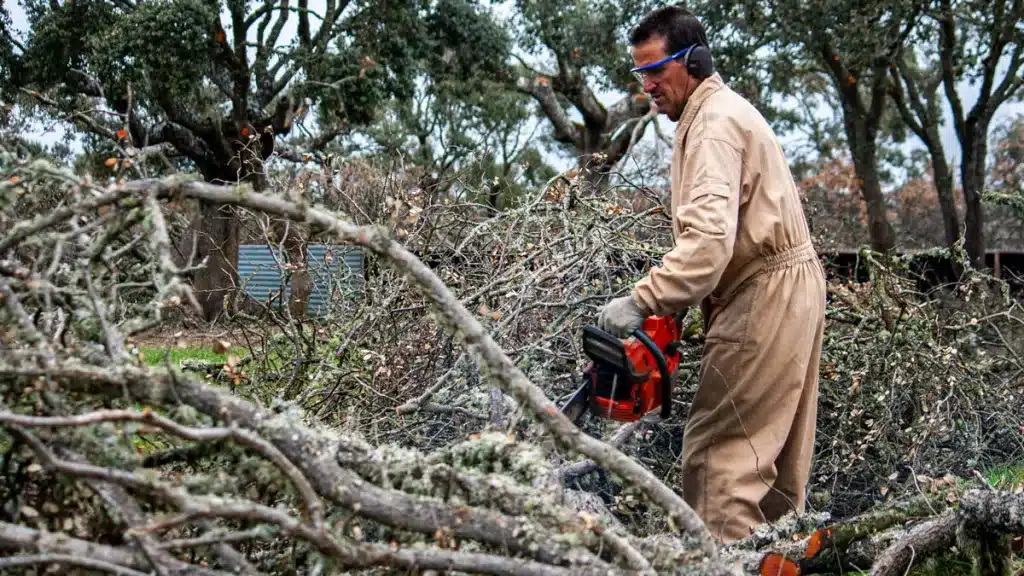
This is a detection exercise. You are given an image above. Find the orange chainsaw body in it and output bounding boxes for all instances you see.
[567,315,683,423]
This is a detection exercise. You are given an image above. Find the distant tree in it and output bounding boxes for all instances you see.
[0,19,13,105]
[359,1,556,213]
[697,0,921,253]
[893,167,959,249]
[889,0,1024,267]
[988,114,1024,198]
[363,79,556,210]
[984,113,1024,250]
[497,0,663,202]
[3,0,481,320]
[797,156,875,251]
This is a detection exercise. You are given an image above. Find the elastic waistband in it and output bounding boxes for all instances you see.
[760,240,818,273]
[712,240,819,302]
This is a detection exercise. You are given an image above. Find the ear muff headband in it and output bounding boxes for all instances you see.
[682,44,714,79]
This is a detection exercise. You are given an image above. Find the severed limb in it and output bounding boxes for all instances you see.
[5,423,611,576]
[0,359,629,570]
[732,488,1024,576]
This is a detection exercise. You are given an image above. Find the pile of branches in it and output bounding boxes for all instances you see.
[0,147,1022,575]
[179,155,1024,524]
[810,250,1024,518]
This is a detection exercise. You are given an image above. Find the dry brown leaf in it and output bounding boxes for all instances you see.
[213,339,232,354]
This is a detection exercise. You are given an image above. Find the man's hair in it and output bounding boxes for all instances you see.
[629,5,709,54]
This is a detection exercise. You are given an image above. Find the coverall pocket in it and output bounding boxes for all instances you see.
[704,274,763,346]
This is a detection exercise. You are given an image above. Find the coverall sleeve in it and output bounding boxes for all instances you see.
[631,135,743,317]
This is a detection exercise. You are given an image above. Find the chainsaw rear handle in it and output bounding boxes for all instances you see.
[630,328,673,419]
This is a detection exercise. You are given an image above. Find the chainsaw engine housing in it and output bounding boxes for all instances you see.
[579,316,682,422]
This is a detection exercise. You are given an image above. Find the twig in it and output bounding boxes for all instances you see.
[553,419,646,482]
[396,351,469,413]
[972,469,997,491]
[157,526,276,550]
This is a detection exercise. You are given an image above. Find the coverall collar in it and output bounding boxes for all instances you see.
[674,72,725,138]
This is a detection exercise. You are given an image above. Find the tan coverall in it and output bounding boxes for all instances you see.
[631,73,826,543]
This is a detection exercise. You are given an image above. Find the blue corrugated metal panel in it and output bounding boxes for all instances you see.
[238,244,288,307]
[306,244,364,313]
[237,244,364,315]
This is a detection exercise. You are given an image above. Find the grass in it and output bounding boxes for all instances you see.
[138,345,249,366]
[984,462,1024,490]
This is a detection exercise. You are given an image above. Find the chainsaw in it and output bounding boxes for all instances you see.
[560,315,684,424]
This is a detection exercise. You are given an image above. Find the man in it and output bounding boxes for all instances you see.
[597,5,827,543]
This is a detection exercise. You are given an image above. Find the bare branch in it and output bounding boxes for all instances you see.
[0,554,152,576]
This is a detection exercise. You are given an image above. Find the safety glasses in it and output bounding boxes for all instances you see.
[630,45,693,84]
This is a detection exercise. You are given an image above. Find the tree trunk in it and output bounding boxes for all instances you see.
[279,219,311,320]
[572,123,610,208]
[822,39,897,254]
[961,123,989,270]
[931,154,966,279]
[920,136,964,276]
[886,58,962,253]
[847,129,896,253]
[930,146,961,250]
[486,183,501,214]
[189,198,240,323]
[190,153,311,322]
[182,128,314,322]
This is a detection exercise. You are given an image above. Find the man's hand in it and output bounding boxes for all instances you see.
[597,295,649,337]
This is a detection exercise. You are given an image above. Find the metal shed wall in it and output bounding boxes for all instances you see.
[237,244,364,314]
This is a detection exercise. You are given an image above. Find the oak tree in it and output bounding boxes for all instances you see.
[500,0,661,202]
[697,0,921,253]
[890,0,1024,267]
[4,0,455,319]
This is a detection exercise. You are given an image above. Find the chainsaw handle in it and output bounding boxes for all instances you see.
[631,328,673,419]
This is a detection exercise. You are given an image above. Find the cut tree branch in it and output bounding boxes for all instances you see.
[0,361,613,568]
[8,424,591,576]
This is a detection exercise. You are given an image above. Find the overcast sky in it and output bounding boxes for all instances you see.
[6,1,1023,179]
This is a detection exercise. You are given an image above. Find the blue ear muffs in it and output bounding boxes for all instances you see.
[683,44,714,79]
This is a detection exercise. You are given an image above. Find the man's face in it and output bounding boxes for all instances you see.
[631,36,691,122]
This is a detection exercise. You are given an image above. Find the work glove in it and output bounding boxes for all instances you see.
[597,295,649,338]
